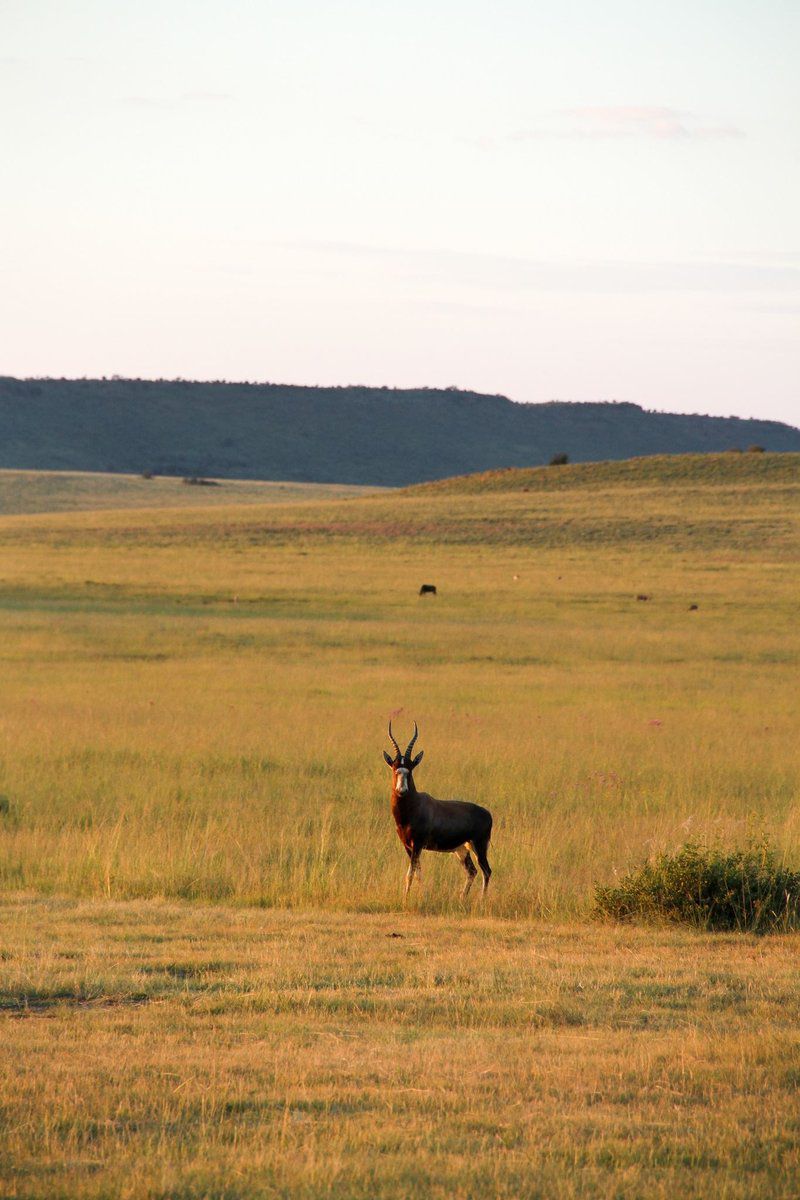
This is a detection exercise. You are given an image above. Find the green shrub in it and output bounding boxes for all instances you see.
[594,840,800,932]
[549,452,569,465]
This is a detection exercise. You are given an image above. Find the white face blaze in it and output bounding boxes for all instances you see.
[394,767,410,795]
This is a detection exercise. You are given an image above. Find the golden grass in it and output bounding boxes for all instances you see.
[0,456,797,916]
[0,454,799,1195]
[2,898,800,1199]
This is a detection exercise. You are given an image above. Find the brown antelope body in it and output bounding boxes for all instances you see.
[383,721,493,899]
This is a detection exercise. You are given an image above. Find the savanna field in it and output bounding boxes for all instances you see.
[1,454,799,1198]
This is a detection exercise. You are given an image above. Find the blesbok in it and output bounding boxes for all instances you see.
[383,721,493,899]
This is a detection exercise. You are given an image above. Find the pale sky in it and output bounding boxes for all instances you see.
[1,0,798,424]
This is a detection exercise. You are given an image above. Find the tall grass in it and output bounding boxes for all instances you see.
[0,458,798,916]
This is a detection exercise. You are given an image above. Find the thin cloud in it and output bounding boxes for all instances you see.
[512,106,745,141]
[280,241,799,295]
[731,250,800,266]
[743,301,800,314]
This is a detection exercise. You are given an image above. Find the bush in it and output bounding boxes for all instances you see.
[594,840,800,932]
[746,444,766,453]
[549,453,569,466]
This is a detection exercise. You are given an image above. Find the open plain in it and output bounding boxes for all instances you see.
[1,453,799,1197]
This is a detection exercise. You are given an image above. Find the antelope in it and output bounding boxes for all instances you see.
[383,721,493,900]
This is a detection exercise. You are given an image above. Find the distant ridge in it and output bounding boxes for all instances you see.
[1,377,798,486]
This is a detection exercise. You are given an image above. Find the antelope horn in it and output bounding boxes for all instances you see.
[405,721,419,758]
[387,720,402,759]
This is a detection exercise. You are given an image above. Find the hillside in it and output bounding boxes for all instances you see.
[410,450,800,494]
[1,377,799,486]
[3,453,797,561]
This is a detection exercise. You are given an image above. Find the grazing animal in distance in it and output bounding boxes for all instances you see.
[419,584,437,596]
[383,721,493,899]
[636,594,651,602]
[689,603,699,611]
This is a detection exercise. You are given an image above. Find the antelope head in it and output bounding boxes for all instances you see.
[383,720,424,796]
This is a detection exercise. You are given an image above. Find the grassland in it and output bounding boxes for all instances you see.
[413,449,800,493]
[0,469,378,516]
[3,899,800,1199]
[1,453,799,1196]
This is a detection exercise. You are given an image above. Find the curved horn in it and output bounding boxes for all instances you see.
[405,721,419,758]
[387,720,402,759]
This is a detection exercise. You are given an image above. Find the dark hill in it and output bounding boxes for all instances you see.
[1,377,798,486]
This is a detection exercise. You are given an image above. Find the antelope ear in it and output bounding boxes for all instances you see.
[412,751,424,768]
[383,751,394,766]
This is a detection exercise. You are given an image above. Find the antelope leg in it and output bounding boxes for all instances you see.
[454,845,478,898]
[404,851,421,900]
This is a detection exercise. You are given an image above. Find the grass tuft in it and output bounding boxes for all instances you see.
[595,839,800,932]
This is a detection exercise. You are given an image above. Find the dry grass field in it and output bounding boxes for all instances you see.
[0,469,376,517]
[3,899,800,1199]
[1,453,799,1197]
